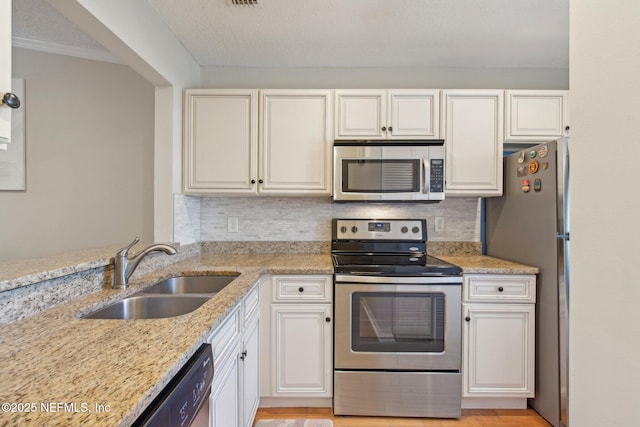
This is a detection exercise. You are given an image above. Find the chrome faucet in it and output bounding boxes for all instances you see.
[113,237,177,289]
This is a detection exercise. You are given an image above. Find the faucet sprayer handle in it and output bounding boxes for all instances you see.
[116,237,140,257]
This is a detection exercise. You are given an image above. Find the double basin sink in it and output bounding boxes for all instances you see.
[83,274,239,320]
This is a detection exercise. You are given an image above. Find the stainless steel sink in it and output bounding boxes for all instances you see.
[82,295,210,319]
[142,274,239,295]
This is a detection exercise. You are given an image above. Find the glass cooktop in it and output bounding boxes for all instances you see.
[332,254,462,276]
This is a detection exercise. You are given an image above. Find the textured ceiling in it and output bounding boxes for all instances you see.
[12,0,569,69]
[146,0,569,68]
[12,0,105,51]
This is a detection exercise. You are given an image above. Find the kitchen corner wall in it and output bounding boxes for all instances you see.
[174,194,480,243]
[1,48,155,260]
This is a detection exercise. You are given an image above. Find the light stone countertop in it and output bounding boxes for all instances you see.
[0,249,536,427]
[438,254,540,275]
[0,253,333,427]
[0,245,120,292]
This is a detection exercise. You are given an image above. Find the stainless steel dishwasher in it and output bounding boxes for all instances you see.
[133,343,213,427]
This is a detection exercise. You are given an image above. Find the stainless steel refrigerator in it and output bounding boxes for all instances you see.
[485,139,569,427]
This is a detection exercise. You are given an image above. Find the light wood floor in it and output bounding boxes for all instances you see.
[253,407,552,427]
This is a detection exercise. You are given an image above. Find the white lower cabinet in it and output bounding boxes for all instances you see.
[260,275,333,407]
[209,282,260,427]
[240,319,259,427]
[271,304,332,395]
[462,274,536,409]
[210,340,240,427]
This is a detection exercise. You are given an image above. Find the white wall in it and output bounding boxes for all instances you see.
[570,1,640,425]
[0,48,154,260]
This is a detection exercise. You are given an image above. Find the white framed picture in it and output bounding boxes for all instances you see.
[0,78,26,191]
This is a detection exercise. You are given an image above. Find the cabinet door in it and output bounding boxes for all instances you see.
[210,344,241,427]
[260,90,332,195]
[463,303,535,397]
[241,320,260,427]
[335,90,386,139]
[506,90,569,140]
[389,90,440,138]
[271,304,332,396]
[442,90,504,196]
[183,90,258,194]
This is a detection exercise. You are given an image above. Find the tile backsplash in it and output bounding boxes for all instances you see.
[175,195,481,243]
[174,194,201,244]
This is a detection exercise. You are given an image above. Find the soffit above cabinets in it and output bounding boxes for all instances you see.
[13,0,568,70]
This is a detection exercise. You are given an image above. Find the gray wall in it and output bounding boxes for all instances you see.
[0,48,154,260]
[200,66,569,89]
[570,1,640,425]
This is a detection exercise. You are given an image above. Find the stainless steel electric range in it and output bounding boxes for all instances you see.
[332,218,463,419]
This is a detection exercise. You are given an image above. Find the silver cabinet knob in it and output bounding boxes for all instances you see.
[1,92,20,109]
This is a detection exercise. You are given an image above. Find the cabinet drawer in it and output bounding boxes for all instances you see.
[464,274,536,303]
[208,305,241,366]
[273,275,332,302]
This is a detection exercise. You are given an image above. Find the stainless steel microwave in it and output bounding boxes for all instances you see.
[333,140,446,202]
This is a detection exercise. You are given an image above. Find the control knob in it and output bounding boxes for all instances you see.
[401,226,408,233]
[351,226,358,233]
[340,226,347,234]
[412,226,420,234]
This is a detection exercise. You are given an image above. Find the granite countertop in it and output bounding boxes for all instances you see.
[0,244,121,292]
[438,254,540,275]
[0,246,536,427]
[0,253,333,427]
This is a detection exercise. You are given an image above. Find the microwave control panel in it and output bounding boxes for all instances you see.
[430,159,444,192]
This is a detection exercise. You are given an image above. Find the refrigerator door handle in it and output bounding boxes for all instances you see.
[557,233,570,240]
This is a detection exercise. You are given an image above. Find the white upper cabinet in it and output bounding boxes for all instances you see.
[183,89,332,196]
[259,90,333,195]
[183,89,258,194]
[1,0,12,144]
[442,90,504,197]
[335,89,440,139]
[505,90,569,141]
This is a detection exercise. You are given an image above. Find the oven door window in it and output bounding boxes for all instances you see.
[342,159,420,193]
[351,291,445,353]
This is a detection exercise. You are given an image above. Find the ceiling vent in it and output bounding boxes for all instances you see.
[226,0,263,7]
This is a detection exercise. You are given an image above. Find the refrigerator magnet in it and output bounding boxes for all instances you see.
[538,145,549,158]
[528,160,540,174]
[534,178,542,192]
[517,166,528,177]
[522,179,531,193]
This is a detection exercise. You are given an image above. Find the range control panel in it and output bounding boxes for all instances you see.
[333,219,426,241]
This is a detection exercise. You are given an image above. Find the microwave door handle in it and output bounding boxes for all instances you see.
[422,158,430,194]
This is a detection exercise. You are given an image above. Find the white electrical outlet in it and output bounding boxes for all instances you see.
[435,216,445,232]
[227,217,239,232]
